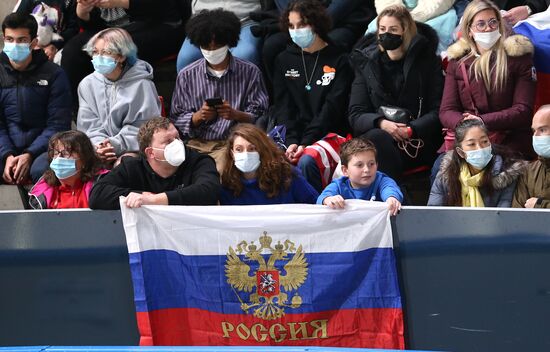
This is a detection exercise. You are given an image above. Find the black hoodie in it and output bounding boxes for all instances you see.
[272,43,353,146]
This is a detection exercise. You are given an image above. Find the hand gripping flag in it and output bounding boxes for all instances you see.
[120,199,404,348]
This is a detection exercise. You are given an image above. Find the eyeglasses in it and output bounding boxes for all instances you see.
[53,149,73,158]
[92,49,116,56]
[471,18,499,32]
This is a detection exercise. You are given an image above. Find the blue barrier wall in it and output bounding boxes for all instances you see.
[0,207,549,351]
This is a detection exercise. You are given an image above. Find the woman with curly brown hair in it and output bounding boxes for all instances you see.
[28,130,108,209]
[220,124,318,205]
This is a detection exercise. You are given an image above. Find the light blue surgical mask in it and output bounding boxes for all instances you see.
[461,146,493,170]
[50,157,79,180]
[234,152,260,173]
[533,135,550,158]
[289,27,315,49]
[91,55,118,75]
[3,42,31,63]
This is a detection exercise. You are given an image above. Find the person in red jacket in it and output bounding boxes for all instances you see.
[439,0,537,159]
[29,130,106,209]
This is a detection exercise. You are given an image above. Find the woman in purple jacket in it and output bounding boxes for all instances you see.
[439,0,537,159]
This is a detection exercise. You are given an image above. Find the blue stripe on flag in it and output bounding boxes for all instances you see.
[514,23,550,73]
[130,248,401,313]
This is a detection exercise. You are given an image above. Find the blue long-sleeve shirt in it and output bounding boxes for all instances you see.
[316,172,403,205]
[220,170,319,205]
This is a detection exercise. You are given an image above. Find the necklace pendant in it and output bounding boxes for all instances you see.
[305,84,311,91]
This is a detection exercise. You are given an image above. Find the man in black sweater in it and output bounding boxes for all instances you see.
[89,117,220,210]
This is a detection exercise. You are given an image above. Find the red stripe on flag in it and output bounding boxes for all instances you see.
[136,308,404,349]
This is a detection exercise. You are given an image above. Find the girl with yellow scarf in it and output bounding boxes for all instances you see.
[428,119,527,207]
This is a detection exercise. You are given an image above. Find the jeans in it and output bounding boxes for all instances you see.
[298,154,324,193]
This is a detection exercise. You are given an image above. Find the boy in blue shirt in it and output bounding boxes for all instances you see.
[317,138,403,215]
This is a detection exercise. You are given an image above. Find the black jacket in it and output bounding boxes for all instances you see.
[81,0,184,31]
[527,0,550,13]
[272,44,353,146]
[89,147,221,210]
[348,23,444,142]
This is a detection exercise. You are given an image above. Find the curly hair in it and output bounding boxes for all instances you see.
[44,131,102,187]
[186,9,241,48]
[222,124,293,198]
[280,0,332,43]
[340,138,378,167]
[137,117,171,154]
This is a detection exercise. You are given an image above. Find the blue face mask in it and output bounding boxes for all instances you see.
[533,135,550,158]
[50,157,79,180]
[289,27,315,49]
[461,145,493,170]
[91,55,118,75]
[3,42,31,63]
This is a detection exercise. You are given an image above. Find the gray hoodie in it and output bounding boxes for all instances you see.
[77,59,161,155]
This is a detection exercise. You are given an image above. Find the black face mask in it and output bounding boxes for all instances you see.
[378,32,403,51]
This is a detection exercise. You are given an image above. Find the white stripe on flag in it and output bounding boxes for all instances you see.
[120,199,393,255]
[515,6,550,30]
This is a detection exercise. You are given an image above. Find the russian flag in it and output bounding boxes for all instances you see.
[120,200,404,349]
[514,7,550,111]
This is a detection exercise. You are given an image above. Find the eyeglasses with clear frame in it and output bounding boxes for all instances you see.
[470,18,499,32]
[53,149,73,158]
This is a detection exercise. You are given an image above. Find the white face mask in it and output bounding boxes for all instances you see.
[152,139,186,167]
[473,30,501,50]
[201,45,229,65]
[234,151,260,173]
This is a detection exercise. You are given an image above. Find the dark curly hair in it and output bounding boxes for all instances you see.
[44,131,102,187]
[280,0,332,43]
[222,124,293,198]
[186,9,241,48]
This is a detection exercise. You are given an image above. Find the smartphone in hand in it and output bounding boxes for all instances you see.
[205,97,223,107]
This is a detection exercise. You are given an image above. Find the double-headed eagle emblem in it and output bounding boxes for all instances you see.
[225,232,308,320]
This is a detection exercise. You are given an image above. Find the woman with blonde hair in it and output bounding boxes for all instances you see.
[348,4,444,180]
[220,124,318,205]
[439,0,536,158]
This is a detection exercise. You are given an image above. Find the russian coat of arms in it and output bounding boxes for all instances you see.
[225,231,308,320]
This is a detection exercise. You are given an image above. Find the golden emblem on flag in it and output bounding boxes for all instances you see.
[225,231,308,320]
